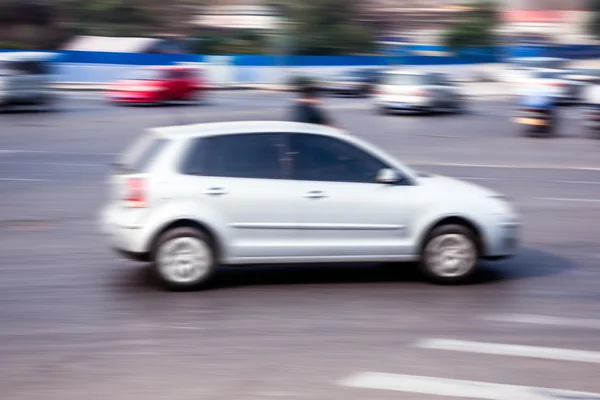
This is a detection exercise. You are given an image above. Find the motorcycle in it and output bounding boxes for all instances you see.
[515,94,556,137]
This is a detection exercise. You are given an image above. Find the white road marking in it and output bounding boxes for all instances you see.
[534,197,600,203]
[457,176,506,181]
[0,161,104,167]
[553,180,600,185]
[339,372,600,399]
[415,338,600,364]
[409,161,600,171]
[483,314,600,329]
[0,149,118,156]
[0,178,52,182]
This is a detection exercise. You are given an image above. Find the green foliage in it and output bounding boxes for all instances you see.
[588,0,600,38]
[274,0,376,55]
[192,31,267,55]
[63,0,156,37]
[0,41,30,50]
[443,1,499,54]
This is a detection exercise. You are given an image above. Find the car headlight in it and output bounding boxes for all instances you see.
[490,195,513,204]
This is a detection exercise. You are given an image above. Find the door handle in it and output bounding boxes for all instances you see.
[304,190,327,199]
[204,187,227,196]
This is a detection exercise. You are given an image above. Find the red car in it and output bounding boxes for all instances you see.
[106,66,205,105]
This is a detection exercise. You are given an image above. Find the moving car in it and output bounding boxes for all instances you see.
[374,70,464,114]
[106,65,205,105]
[0,52,56,109]
[100,121,520,290]
[527,71,583,105]
[501,57,569,84]
[320,68,381,97]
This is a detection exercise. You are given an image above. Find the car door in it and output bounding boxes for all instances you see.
[175,132,302,261]
[288,133,420,259]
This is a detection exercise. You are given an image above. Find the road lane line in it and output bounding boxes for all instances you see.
[459,177,600,185]
[534,197,600,203]
[0,150,118,156]
[0,161,105,167]
[0,178,52,182]
[483,314,600,329]
[339,373,600,399]
[409,161,600,171]
[415,338,600,364]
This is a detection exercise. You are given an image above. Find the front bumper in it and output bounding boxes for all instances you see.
[484,220,520,259]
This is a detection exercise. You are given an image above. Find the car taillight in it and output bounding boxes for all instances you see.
[546,82,565,87]
[413,90,429,97]
[124,178,146,208]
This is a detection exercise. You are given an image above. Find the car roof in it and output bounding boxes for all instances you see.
[151,121,344,140]
[0,51,57,62]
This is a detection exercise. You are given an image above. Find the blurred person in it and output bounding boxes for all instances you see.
[290,84,336,128]
[517,80,558,136]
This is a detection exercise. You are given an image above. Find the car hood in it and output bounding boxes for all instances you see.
[416,173,499,199]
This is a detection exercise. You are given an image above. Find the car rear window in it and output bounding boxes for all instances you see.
[384,74,423,86]
[118,136,168,173]
[128,69,163,81]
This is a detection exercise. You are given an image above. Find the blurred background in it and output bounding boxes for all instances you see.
[2,2,600,400]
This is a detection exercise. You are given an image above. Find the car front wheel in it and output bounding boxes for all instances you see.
[153,227,217,291]
[420,224,479,284]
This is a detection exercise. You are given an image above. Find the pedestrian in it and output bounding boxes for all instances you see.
[289,83,336,127]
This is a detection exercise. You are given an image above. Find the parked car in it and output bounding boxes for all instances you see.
[0,52,57,109]
[320,68,382,97]
[100,121,520,290]
[106,65,205,105]
[374,70,465,114]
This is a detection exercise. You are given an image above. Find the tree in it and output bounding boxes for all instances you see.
[588,0,600,39]
[443,1,499,54]
[271,0,376,55]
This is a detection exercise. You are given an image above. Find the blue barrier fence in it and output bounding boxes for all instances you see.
[2,43,600,67]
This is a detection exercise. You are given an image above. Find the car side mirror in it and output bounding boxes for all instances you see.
[375,168,400,184]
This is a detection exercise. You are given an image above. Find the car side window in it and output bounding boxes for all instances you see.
[184,134,285,179]
[290,134,388,183]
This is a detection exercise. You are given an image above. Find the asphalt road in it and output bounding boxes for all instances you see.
[1,91,599,400]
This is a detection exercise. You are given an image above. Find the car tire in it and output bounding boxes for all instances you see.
[152,227,217,291]
[419,224,479,284]
[378,106,390,115]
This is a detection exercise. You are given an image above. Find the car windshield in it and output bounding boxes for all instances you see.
[127,69,163,81]
[345,70,368,80]
[574,69,600,77]
[518,59,566,70]
[384,73,422,85]
[536,72,559,79]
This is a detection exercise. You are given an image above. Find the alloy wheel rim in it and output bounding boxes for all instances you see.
[158,237,211,283]
[425,233,476,278]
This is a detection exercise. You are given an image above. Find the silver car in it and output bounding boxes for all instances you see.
[374,70,465,114]
[100,121,519,290]
[0,52,56,108]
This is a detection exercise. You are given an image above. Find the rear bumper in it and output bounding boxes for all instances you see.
[99,204,148,255]
[106,91,160,103]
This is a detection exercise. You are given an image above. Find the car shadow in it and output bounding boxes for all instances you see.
[122,246,574,292]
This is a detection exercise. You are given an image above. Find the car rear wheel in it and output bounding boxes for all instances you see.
[420,224,479,284]
[153,227,217,291]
